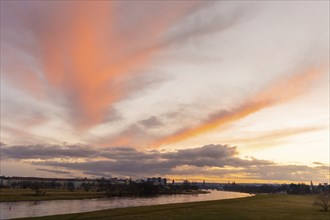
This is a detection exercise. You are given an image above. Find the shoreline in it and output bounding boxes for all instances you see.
[9,194,328,220]
[0,188,209,203]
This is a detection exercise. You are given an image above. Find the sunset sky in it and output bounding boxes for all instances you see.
[1,1,329,183]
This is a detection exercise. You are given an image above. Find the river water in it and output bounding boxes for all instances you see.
[0,190,252,219]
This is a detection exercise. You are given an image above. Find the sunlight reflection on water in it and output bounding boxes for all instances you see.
[0,191,252,219]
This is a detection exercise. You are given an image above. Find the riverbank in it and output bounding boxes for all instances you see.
[15,194,329,220]
[0,188,208,203]
[0,188,108,202]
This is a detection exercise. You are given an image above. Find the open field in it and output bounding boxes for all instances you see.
[16,194,329,220]
[0,188,106,202]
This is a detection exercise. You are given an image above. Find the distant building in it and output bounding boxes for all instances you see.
[0,176,170,189]
[310,180,314,193]
[146,177,167,186]
[109,178,129,185]
[0,176,97,189]
[0,176,6,187]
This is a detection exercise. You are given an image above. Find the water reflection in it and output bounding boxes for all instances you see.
[0,191,252,219]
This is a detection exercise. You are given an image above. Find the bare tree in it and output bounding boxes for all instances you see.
[314,191,329,211]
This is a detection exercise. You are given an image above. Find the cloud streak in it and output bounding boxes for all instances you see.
[1,144,97,160]
[36,168,71,175]
[153,65,327,146]
[221,126,326,149]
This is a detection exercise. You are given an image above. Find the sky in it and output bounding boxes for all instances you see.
[0,1,329,183]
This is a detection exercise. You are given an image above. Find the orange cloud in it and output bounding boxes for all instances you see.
[153,66,327,147]
[1,1,209,130]
[21,2,205,130]
[3,1,244,132]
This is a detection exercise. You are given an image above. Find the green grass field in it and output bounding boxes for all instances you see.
[0,188,106,202]
[15,194,329,220]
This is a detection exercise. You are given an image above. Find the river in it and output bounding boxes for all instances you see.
[0,190,252,219]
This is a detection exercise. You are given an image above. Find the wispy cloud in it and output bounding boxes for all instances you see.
[1,1,242,131]
[153,66,327,146]
[221,126,326,149]
[36,168,71,175]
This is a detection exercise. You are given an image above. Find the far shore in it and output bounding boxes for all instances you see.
[0,188,209,203]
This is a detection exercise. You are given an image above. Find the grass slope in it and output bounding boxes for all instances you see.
[16,194,329,220]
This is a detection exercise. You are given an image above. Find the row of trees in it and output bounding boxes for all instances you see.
[9,181,62,189]
[7,178,201,197]
[104,181,199,196]
[81,178,199,196]
[223,182,329,195]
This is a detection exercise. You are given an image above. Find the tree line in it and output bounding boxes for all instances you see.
[223,182,329,195]
[4,178,200,197]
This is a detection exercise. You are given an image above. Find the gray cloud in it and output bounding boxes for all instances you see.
[244,165,330,182]
[33,160,172,177]
[2,143,328,182]
[163,145,272,168]
[2,144,268,173]
[2,144,98,160]
[95,116,166,147]
[157,2,250,49]
[36,168,71,175]
[83,171,112,178]
[139,116,163,128]
[2,143,268,168]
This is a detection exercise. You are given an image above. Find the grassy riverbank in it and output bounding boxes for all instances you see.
[15,194,329,220]
[0,188,107,202]
[0,188,208,202]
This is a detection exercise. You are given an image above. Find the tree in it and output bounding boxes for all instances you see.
[314,191,330,211]
[31,182,42,196]
[67,182,75,192]
[81,183,91,191]
[139,182,159,195]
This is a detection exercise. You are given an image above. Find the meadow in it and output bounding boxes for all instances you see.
[15,194,329,220]
[0,188,106,202]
